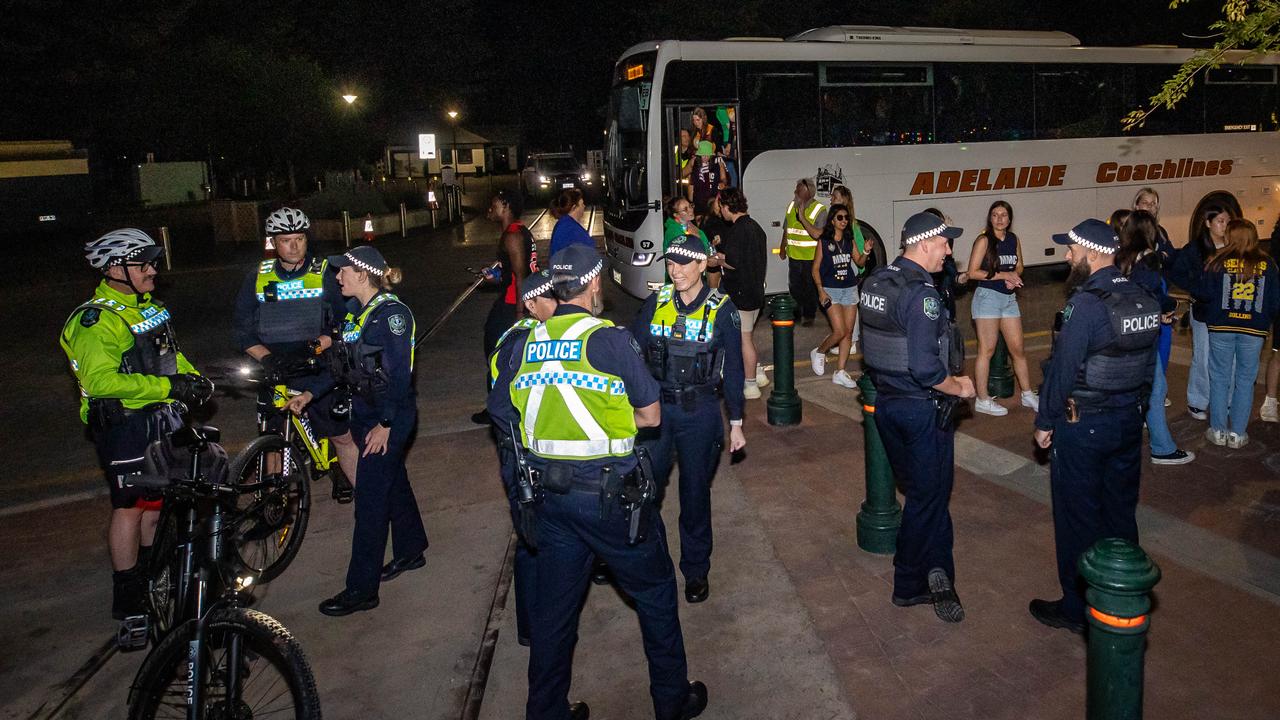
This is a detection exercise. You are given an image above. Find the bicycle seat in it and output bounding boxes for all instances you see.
[171,425,221,448]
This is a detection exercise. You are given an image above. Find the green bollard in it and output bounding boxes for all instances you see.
[1078,538,1162,720]
[766,294,802,426]
[987,332,1015,398]
[855,374,901,554]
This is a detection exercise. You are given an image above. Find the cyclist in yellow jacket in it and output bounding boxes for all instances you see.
[60,228,212,621]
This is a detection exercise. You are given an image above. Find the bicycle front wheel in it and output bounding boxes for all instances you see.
[227,434,311,583]
[128,608,321,719]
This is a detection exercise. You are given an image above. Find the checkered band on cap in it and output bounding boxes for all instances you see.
[568,258,603,287]
[1069,229,1117,254]
[521,278,554,303]
[666,244,708,261]
[345,252,385,276]
[904,223,950,246]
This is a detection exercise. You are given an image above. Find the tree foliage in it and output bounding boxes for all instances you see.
[1124,0,1280,129]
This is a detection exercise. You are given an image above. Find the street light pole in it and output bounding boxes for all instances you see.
[447,109,462,193]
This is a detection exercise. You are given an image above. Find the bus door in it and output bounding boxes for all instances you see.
[662,102,741,206]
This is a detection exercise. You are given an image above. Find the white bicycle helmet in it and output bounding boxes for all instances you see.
[265,207,311,235]
[84,228,163,270]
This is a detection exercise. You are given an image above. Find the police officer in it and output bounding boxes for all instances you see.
[489,268,558,646]
[1030,219,1160,634]
[285,246,428,616]
[859,212,975,624]
[60,228,213,623]
[487,245,708,720]
[632,233,746,603]
[233,206,355,501]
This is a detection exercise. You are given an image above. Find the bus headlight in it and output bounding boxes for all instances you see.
[631,252,655,266]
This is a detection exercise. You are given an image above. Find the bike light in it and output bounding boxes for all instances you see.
[631,252,655,266]
[239,365,253,376]
[235,575,255,591]
[539,175,549,184]
[581,172,592,182]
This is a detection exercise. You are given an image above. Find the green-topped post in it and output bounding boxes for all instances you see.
[988,332,1014,398]
[855,374,900,553]
[1079,538,1162,720]
[766,294,801,426]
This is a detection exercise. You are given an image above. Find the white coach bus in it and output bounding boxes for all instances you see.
[602,26,1280,298]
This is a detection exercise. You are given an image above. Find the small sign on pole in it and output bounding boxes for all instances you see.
[418,133,437,160]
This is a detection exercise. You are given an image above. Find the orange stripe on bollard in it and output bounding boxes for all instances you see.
[862,404,875,414]
[1089,607,1146,628]
[772,320,794,327]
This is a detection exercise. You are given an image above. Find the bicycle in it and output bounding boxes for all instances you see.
[249,357,354,506]
[127,424,321,720]
[137,425,311,647]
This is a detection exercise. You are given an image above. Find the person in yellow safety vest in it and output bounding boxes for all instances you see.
[778,177,828,325]
[61,228,213,623]
[486,244,709,720]
[234,206,357,502]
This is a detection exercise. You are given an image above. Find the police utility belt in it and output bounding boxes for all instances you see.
[88,399,173,431]
[502,431,657,546]
[659,384,718,410]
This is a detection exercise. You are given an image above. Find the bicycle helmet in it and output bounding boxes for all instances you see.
[84,228,164,270]
[265,207,311,235]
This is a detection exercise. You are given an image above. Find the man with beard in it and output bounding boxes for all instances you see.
[1030,219,1160,634]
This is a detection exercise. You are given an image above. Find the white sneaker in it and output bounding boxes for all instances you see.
[974,397,1008,416]
[743,379,761,400]
[810,348,826,376]
[1204,428,1227,446]
[1261,396,1278,423]
[1164,398,1171,408]
[755,365,770,388]
[1227,432,1249,449]
[1020,390,1040,412]
[832,369,856,388]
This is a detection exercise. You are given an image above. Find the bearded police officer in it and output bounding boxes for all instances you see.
[859,212,975,624]
[61,228,213,626]
[233,207,355,501]
[632,233,747,604]
[487,244,707,720]
[1030,219,1161,634]
[488,268,558,647]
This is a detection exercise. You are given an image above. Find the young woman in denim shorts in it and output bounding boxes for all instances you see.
[810,203,867,388]
[965,200,1038,416]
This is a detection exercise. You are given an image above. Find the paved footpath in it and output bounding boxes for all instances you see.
[5,205,1278,718]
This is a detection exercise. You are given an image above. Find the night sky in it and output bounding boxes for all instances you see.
[2,0,1225,172]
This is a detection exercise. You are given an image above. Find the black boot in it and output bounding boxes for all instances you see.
[331,472,354,504]
[112,566,144,621]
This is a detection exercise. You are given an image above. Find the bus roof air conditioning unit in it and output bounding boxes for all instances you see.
[787,26,1079,47]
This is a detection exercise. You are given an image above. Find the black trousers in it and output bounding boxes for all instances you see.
[788,257,819,320]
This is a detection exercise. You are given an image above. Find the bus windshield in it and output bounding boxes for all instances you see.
[605,52,655,230]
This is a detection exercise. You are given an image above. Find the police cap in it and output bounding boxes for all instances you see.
[663,233,710,264]
[1052,219,1118,254]
[901,212,964,246]
[548,244,603,293]
[328,245,387,276]
[520,268,555,303]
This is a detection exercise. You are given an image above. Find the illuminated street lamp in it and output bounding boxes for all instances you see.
[342,94,358,105]
[447,109,460,170]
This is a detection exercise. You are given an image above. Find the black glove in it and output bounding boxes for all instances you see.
[167,373,215,407]
[261,353,285,374]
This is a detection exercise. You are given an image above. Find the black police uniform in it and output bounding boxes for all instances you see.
[1034,265,1159,625]
[859,256,963,601]
[631,284,745,589]
[232,254,350,439]
[306,290,427,601]
[487,303,694,720]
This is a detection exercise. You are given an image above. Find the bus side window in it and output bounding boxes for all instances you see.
[1035,64,1125,139]
[934,63,1034,143]
[739,63,819,164]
